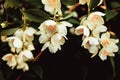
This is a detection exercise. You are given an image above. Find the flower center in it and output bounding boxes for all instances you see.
[103,50,108,56]
[102,39,109,46]
[8,55,13,62]
[79,28,84,34]
[49,0,57,7]
[91,15,99,22]
[48,25,56,31]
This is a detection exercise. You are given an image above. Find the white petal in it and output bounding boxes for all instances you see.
[101,32,110,40]
[89,46,99,58]
[7,37,23,48]
[79,0,87,5]
[99,49,107,61]
[45,20,57,26]
[89,37,99,45]
[41,42,50,51]
[60,21,73,27]
[19,50,34,61]
[39,33,49,43]
[2,53,17,69]
[13,37,23,48]
[14,28,24,40]
[97,0,103,6]
[51,33,65,45]
[87,12,105,25]
[75,25,90,36]
[48,43,60,53]
[96,25,107,32]
[57,24,67,35]
[17,62,29,71]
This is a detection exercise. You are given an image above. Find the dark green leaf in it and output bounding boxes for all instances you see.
[5,0,20,8]
[109,57,116,79]
[0,70,4,80]
[22,9,50,23]
[1,28,19,35]
[23,0,43,8]
[68,18,80,25]
[6,8,22,21]
[117,42,120,55]
[111,2,120,9]
[61,0,79,6]
[105,10,118,21]
[31,64,43,79]
[89,0,100,9]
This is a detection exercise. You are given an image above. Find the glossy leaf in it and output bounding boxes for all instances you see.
[23,0,43,8]
[5,0,20,8]
[22,9,50,23]
[89,0,100,9]
[111,2,120,8]
[105,10,118,21]
[68,18,80,25]
[61,0,79,5]
[109,57,116,79]
[1,28,19,36]
[31,64,43,79]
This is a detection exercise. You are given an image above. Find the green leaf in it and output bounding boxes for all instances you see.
[68,18,80,25]
[105,10,118,21]
[6,8,22,22]
[109,57,116,79]
[111,2,120,9]
[23,0,43,8]
[61,0,79,6]
[0,70,4,80]
[117,42,120,55]
[89,0,100,9]
[1,28,19,36]
[31,64,43,79]
[5,0,20,8]
[22,9,50,23]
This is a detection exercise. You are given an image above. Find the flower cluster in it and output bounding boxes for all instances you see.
[38,20,72,53]
[2,27,36,71]
[75,11,119,60]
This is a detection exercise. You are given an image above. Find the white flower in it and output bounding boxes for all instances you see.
[14,28,24,40]
[75,25,90,37]
[18,50,34,62]
[23,27,37,42]
[41,33,66,53]
[38,20,57,38]
[6,37,23,53]
[87,11,105,30]
[79,0,103,6]
[24,42,35,50]
[39,20,73,53]
[2,53,17,69]
[17,62,29,72]
[82,37,100,57]
[57,21,73,35]
[92,25,107,38]
[41,0,62,14]
[79,0,90,5]
[14,27,37,42]
[100,32,119,47]
[99,47,115,61]
[98,32,119,60]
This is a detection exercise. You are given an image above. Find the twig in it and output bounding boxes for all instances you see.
[32,51,44,63]
[68,3,80,12]
[16,75,22,80]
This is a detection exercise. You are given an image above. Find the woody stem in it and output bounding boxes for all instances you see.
[32,51,44,62]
